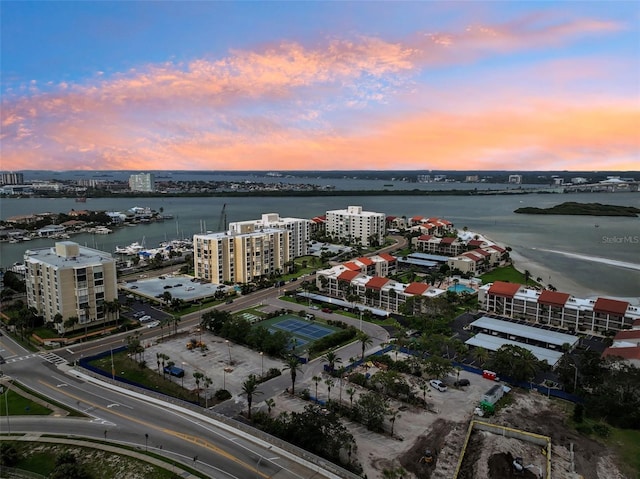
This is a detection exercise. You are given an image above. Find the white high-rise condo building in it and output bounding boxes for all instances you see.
[129,172,155,192]
[325,205,385,247]
[24,242,118,334]
[228,213,310,258]
[194,228,290,284]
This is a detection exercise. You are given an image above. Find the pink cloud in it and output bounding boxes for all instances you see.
[0,13,633,171]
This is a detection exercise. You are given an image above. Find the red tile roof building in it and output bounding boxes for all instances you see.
[479,282,640,334]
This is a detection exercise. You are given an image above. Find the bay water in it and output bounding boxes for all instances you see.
[1,192,639,299]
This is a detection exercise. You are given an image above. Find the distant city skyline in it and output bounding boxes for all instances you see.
[1,1,638,171]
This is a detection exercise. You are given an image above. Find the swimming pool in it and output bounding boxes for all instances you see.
[447,284,476,294]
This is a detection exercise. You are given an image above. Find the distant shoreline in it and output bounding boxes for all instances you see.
[4,188,561,200]
[515,201,640,217]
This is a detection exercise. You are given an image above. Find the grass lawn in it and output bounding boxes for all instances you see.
[608,428,640,478]
[1,388,52,416]
[8,442,201,478]
[480,265,540,286]
[89,352,202,405]
[5,381,84,417]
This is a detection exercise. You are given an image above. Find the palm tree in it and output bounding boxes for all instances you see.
[193,372,204,402]
[321,350,342,373]
[325,378,335,403]
[240,375,262,419]
[156,353,162,374]
[203,376,212,408]
[172,315,181,334]
[524,269,531,286]
[160,354,170,379]
[472,347,489,367]
[265,398,275,415]
[282,356,303,395]
[388,409,401,437]
[419,380,429,407]
[312,375,322,403]
[358,332,373,360]
[346,387,356,409]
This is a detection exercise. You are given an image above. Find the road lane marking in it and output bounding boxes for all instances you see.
[37,380,270,478]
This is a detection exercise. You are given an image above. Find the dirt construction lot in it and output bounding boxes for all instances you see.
[143,333,630,479]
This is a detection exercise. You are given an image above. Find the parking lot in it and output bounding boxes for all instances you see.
[121,274,233,302]
[144,327,284,400]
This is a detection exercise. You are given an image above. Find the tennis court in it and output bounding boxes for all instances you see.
[259,314,339,352]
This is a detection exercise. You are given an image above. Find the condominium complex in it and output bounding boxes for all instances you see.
[193,228,290,284]
[325,205,385,247]
[0,172,24,185]
[129,172,155,192]
[314,255,449,315]
[24,241,118,334]
[228,213,311,258]
[479,281,640,334]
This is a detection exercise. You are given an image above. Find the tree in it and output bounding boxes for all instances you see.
[472,347,490,367]
[321,350,342,373]
[423,356,454,380]
[358,332,373,360]
[325,378,335,402]
[388,408,401,437]
[0,443,20,466]
[312,375,322,403]
[524,269,531,285]
[203,376,213,407]
[354,391,388,432]
[241,374,262,420]
[265,398,275,415]
[346,387,356,409]
[193,371,204,403]
[282,356,303,395]
[490,344,541,382]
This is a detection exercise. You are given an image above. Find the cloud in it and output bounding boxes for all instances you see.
[0,12,634,171]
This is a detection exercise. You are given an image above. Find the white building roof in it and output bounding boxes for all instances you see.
[471,316,578,347]
[465,333,564,367]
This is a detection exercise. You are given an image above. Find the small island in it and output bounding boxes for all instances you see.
[514,202,640,217]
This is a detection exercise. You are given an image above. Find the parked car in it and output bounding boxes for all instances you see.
[454,378,470,387]
[146,321,160,328]
[429,379,447,392]
[139,315,152,322]
[321,308,333,314]
[309,305,320,310]
[226,299,234,304]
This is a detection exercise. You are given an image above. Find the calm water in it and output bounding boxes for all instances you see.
[1,192,639,298]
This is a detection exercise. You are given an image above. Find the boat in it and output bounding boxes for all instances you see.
[92,226,112,234]
[115,239,145,255]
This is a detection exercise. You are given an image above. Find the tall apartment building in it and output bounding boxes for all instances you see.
[194,228,290,284]
[325,206,385,247]
[479,281,640,334]
[228,213,310,258]
[24,242,118,334]
[129,172,155,192]
[0,172,24,185]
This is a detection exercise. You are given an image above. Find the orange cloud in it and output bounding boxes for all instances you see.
[1,13,633,171]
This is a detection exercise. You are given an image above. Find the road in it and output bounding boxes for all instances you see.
[0,236,405,477]
[1,321,351,479]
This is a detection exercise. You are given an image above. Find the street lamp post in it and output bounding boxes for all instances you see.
[226,340,232,365]
[359,310,363,332]
[110,348,115,381]
[223,368,227,390]
[260,352,264,378]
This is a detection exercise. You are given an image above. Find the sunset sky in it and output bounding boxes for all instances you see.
[1,1,639,171]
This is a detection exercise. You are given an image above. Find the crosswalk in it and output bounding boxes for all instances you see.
[39,352,68,365]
